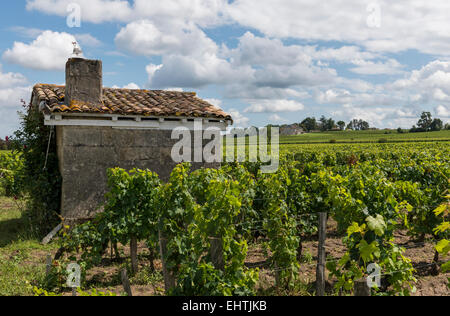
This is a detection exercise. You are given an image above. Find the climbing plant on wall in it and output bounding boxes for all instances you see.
[12,100,61,236]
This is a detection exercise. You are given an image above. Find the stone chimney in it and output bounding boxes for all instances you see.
[65,58,103,108]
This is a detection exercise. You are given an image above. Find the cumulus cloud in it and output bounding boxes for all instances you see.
[0,65,28,89]
[10,26,45,38]
[391,60,450,103]
[350,59,405,75]
[3,31,77,71]
[0,66,31,136]
[26,0,227,26]
[115,20,216,57]
[203,98,222,107]
[227,109,250,126]
[306,46,380,63]
[435,105,450,117]
[144,30,338,92]
[225,85,310,100]
[226,0,450,56]
[22,0,450,128]
[331,104,418,128]
[269,114,287,123]
[74,33,102,47]
[24,0,450,58]
[26,0,134,24]
[111,83,140,89]
[316,89,353,104]
[244,99,305,113]
[146,54,251,89]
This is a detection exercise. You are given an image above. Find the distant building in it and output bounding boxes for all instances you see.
[280,124,305,136]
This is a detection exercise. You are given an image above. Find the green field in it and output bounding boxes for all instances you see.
[280,129,450,144]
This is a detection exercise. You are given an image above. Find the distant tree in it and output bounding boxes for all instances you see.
[316,116,336,131]
[319,115,328,131]
[359,120,370,130]
[326,118,336,131]
[347,119,370,131]
[446,123,450,130]
[430,118,443,131]
[417,112,433,131]
[300,117,318,132]
[397,127,404,133]
[337,121,346,131]
[410,125,423,133]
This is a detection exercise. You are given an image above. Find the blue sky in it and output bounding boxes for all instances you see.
[1,0,450,137]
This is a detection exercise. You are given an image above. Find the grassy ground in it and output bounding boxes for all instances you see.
[0,197,59,296]
[279,129,450,144]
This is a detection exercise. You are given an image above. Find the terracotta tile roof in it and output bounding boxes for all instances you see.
[32,84,232,121]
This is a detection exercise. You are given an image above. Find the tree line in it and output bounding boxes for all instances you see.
[298,116,371,132]
[294,112,450,133]
[409,112,450,133]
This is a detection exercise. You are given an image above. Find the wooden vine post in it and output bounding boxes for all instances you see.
[210,237,224,271]
[159,230,176,293]
[354,278,371,296]
[130,236,138,274]
[45,255,52,276]
[121,269,133,297]
[316,212,327,296]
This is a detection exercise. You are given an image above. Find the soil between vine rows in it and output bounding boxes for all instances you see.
[61,219,449,296]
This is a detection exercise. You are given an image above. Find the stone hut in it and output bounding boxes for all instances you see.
[279,124,304,136]
[31,58,232,220]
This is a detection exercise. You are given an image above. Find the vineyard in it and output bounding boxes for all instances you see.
[0,141,449,296]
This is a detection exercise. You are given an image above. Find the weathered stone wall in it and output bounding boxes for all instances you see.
[56,126,219,220]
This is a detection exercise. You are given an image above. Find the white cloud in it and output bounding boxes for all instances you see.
[306,46,380,63]
[0,66,31,136]
[132,0,227,27]
[146,53,251,89]
[203,98,222,107]
[26,0,227,26]
[435,105,450,118]
[226,0,450,56]
[269,114,287,123]
[26,0,134,24]
[332,104,418,128]
[123,83,140,89]
[115,20,216,57]
[74,33,102,47]
[391,60,450,103]
[164,87,184,92]
[0,65,28,89]
[146,64,163,81]
[112,83,140,89]
[316,89,352,104]
[350,59,405,75]
[10,26,45,38]
[225,85,310,100]
[3,31,77,71]
[25,0,450,57]
[228,108,249,126]
[244,99,305,113]
[225,32,337,88]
